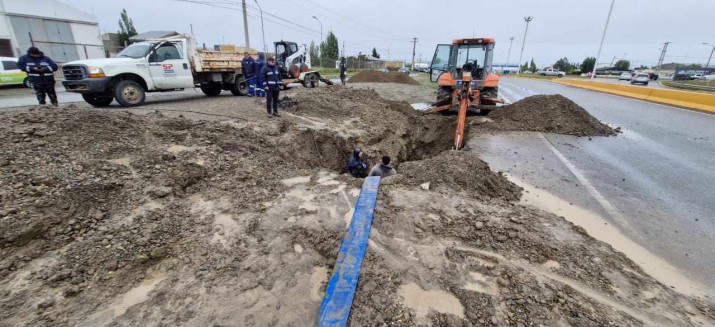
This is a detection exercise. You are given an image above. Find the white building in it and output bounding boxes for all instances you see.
[0,0,104,62]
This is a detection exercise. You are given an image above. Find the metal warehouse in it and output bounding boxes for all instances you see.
[0,0,104,62]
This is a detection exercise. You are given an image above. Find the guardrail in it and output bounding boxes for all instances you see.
[552,79,715,114]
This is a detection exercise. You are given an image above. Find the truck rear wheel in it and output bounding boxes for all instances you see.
[201,83,222,96]
[114,80,145,107]
[82,94,113,107]
[300,64,309,73]
[230,79,248,96]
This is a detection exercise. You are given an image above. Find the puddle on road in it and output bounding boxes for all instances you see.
[510,176,712,297]
[399,282,464,323]
[78,271,167,327]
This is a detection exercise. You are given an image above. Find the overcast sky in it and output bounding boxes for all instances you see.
[59,0,715,68]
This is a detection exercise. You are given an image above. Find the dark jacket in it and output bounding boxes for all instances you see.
[17,52,57,85]
[347,150,368,178]
[339,60,347,78]
[261,64,282,91]
[242,57,256,77]
[254,53,265,84]
[368,164,396,178]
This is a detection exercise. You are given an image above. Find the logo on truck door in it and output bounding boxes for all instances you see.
[162,64,175,74]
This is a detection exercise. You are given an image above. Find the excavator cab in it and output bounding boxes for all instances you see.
[430,38,500,105]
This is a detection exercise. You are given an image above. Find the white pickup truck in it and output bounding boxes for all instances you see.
[537,68,566,77]
[62,35,248,107]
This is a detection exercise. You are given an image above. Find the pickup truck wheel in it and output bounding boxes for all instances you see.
[230,79,248,96]
[82,94,113,107]
[114,80,146,107]
[200,83,222,96]
[23,77,32,88]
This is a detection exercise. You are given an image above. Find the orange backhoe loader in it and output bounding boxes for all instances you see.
[426,38,503,150]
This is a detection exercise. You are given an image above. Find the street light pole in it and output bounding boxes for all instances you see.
[591,0,615,80]
[704,43,715,69]
[506,36,514,71]
[254,0,266,54]
[312,16,322,68]
[517,17,533,75]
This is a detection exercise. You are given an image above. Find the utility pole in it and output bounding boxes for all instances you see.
[254,0,266,54]
[656,42,670,73]
[591,0,615,80]
[703,43,715,69]
[312,16,322,67]
[517,17,533,75]
[242,0,250,50]
[342,41,345,59]
[506,36,514,70]
[410,37,418,70]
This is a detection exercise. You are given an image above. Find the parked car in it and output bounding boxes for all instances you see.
[378,67,389,73]
[618,72,632,81]
[398,67,410,75]
[688,74,704,80]
[630,73,650,86]
[0,57,31,88]
[418,67,429,73]
[537,68,565,77]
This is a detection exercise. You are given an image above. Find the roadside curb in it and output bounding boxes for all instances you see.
[552,79,715,114]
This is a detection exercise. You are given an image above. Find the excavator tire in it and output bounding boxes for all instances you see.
[300,64,310,73]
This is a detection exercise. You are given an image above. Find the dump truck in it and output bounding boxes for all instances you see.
[61,34,249,107]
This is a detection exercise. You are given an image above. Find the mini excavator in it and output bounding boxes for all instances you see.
[424,38,503,150]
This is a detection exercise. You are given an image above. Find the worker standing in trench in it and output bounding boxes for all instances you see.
[261,57,282,118]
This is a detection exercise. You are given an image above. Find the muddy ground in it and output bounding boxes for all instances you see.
[0,85,713,327]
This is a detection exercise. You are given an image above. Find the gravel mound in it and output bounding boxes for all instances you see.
[487,94,617,136]
[348,70,420,85]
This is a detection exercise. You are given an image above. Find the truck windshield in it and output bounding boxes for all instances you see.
[116,44,152,59]
[456,45,486,67]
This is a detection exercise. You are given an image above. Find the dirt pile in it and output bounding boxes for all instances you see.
[486,94,617,136]
[348,70,420,85]
[387,150,522,201]
[0,90,711,327]
[287,86,455,164]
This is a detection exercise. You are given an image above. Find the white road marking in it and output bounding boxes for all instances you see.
[537,133,632,231]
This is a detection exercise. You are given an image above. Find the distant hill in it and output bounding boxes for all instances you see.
[658,62,703,70]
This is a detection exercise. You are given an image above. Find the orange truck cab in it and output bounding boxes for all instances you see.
[430,38,500,106]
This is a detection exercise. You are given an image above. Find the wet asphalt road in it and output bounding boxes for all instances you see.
[469,78,715,287]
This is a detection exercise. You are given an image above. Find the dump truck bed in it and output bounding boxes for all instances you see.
[191,50,243,73]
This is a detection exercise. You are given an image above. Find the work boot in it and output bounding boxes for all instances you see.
[272,112,281,117]
[52,102,59,107]
[267,113,273,118]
